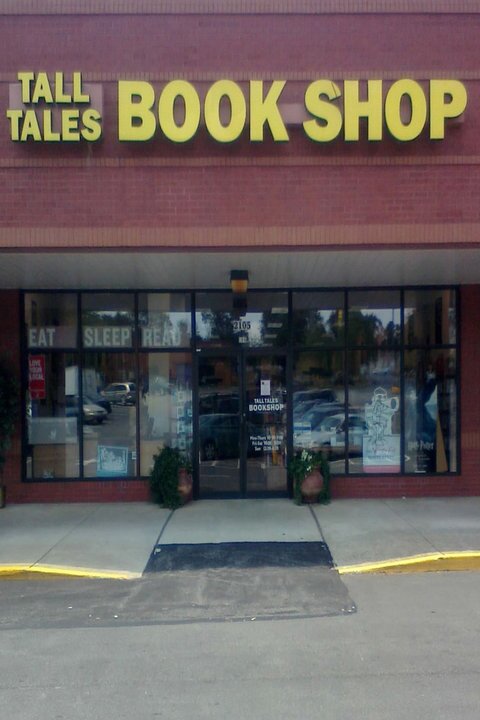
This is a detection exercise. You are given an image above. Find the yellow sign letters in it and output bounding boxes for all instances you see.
[6,72,467,144]
[118,77,467,144]
[6,72,102,142]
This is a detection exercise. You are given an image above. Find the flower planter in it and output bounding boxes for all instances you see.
[289,449,331,505]
[177,467,193,505]
[300,469,324,504]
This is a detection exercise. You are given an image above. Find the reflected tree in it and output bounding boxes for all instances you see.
[82,310,134,327]
[199,311,235,343]
[348,311,381,346]
[384,320,401,346]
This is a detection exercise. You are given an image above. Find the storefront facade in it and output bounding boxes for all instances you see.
[1,1,480,502]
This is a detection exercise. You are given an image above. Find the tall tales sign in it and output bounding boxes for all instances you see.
[5,72,468,145]
[7,72,102,142]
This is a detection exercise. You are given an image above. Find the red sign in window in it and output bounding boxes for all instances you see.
[28,355,46,400]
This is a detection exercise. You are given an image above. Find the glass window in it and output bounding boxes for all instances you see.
[139,353,192,476]
[138,293,191,348]
[348,290,401,347]
[21,285,459,483]
[26,353,79,479]
[196,292,288,348]
[82,353,137,478]
[81,293,135,349]
[404,349,457,473]
[250,292,289,347]
[292,291,345,346]
[404,289,456,346]
[195,292,236,348]
[347,350,401,474]
[25,293,77,349]
[293,350,346,474]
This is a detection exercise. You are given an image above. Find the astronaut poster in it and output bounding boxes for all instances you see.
[363,387,401,473]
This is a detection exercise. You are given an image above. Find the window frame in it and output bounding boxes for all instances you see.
[21,285,460,483]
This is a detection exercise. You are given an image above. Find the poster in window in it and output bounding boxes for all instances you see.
[363,387,400,473]
[97,445,129,477]
[28,355,46,400]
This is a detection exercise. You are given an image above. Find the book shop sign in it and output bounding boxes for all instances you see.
[6,72,468,144]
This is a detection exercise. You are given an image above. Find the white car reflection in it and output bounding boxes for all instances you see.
[66,396,108,424]
[293,390,339,419]
[298,403,344,426]
[294,413,367,454]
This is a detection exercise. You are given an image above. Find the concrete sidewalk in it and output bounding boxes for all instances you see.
[1,498,480,579]
[315,498,480,574]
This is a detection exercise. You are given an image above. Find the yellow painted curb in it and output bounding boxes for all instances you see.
[0,563,141,580]
[337,551,480,575]
[0,564,30,576]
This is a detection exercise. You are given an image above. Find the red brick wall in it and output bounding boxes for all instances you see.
[0,11,479,251]
[9,480,149,504]
[1,165,479,233]
[0,13,479,78]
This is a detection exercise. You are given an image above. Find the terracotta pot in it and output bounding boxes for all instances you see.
[300,469,323,503]
[178,467,193,505]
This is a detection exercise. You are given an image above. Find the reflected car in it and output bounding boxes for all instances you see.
[66,396,108,424]
[293,389,337,406]
[101,382,136,405]
[295,413,367,454]
[294,414,343,450]
[297,402,344,425]
[199,392,239,415]
[199,413,264,461]
[82,401,108,425]
[293,399,319,418]
[331,415,368,455]
[200,413,239,461]
[84,394,112,414]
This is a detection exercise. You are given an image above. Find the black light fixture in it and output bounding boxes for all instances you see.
[230,269,249,311]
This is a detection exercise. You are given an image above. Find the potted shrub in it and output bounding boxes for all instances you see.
[0,359,20,508]
[288,449,330,505]
[149,446,193,510]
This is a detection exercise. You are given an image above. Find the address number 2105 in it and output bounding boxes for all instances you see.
[232,320,251,331]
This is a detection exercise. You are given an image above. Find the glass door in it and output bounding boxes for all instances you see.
[198,355,241,495]
[244,354,287,494]
[197,352,287,497]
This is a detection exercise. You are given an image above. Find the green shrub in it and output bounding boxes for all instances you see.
[149,446,191,510]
